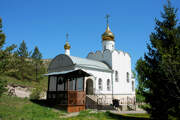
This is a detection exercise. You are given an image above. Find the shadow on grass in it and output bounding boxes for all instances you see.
[30,99,67,113]
[106,112,149,120]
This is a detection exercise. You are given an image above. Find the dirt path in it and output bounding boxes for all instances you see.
[60,112,79,118]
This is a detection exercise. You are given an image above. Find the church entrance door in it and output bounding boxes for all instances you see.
[86,79,93,95]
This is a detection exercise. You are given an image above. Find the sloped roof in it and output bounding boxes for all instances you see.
[48,54,111,73]
[69,56,111,71]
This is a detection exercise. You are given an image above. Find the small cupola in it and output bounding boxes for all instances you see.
[64,33,71,55]
[101,14,115,51]
[102,24,114,41]
[64,42,71,50]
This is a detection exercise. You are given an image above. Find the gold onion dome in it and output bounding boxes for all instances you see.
[102,24,114,41]
[64,42,71,49]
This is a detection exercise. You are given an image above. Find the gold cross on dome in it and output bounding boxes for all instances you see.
[105,14,110,25]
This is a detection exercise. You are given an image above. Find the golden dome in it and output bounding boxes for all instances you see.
[64,42,71,50]
[102,24,114,41]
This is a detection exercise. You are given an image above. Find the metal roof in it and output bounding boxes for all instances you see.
[69,56,111,71]
[48,54,111,73]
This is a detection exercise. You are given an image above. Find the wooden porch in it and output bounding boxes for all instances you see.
[46,69,90,112]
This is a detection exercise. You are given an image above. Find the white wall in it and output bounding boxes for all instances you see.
[79,68,112,95]
[86,49,135,96]
[111,50,134,95]
[102,41,115,51]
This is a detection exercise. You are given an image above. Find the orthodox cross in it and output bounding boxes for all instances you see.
[105,14,110,25]
[66,33,69,42]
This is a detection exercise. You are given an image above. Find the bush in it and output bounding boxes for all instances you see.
[0,78,7,97]
[30,87,42,100]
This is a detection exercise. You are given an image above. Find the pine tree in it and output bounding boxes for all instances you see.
[17,40,29,58]
[136,1,180,119]
[0,17,16,96]
[31,46,43,82]
[16,40,31,81]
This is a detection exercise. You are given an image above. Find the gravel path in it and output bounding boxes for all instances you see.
[110,110,147,114]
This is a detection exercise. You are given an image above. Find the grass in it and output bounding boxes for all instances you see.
[63,110,149,120]
[0,75,48,90]
[0,95,149,120]
[0,94,66,120]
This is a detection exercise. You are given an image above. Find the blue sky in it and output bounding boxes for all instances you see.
[1,0,180,70]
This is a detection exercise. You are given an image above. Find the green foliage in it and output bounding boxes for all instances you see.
[32,46,42,60]
[0,18,16,74]
[0,78,7,97]
[136,89,145,103]
[15,40,30,81]
[10,41,46,82]
[1,74,48,90]
[136,1,180,119]
[30,87,42,100]
[0,17,16,96]
[13,40,37,81]
[16,40,29,58]
[31,46,45,82]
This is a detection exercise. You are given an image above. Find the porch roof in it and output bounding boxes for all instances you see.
[45,69,92,77]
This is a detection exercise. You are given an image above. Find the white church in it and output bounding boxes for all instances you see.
[46,17,136,112]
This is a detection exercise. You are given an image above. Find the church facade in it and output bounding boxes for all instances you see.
[46,20,135,112]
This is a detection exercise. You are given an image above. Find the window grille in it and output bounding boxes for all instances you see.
[127,72,129,82]
[107,79,110,91]
[115,71,118,82]
[98,78,103,90]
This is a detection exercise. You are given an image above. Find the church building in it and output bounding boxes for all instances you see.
[46,16,136,112]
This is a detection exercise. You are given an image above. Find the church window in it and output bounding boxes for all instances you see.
[98,78,103,91]
[115,71,118,82]
[107,79,110,91]
[57,76,64,91]
[127,72,129,82]
[132,81,135,91]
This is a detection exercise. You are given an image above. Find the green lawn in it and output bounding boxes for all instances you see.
[0,95,66,120]
[0,95,149,120]
[63,110,149,120]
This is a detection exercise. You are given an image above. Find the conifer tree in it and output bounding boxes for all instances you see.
[17,40,29,58]
[16,40,31,81]
[0,18,16,96]
[31,46,43,82]
[136,1,180,119]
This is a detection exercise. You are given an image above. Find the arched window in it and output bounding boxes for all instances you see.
[127,72,129,82]
[132,81,135,91]
[98,78,102,91]
[115,71,118,82]
[107,79,110,91]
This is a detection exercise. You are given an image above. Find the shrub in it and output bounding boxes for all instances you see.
[30,87,42,100]
[0,78,7,97]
